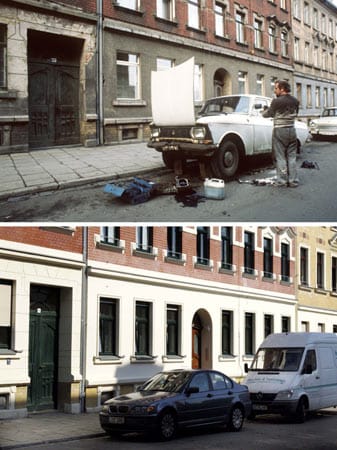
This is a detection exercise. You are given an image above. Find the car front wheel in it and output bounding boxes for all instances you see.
[228,405,244,432]
[211,140,241,179]
[157,411,177,441]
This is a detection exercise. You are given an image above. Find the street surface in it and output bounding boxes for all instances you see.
[1,140,336,222]
[13,410,337,450]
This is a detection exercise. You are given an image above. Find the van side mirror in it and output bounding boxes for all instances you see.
[302,364,313,375]
[244,363,249,373]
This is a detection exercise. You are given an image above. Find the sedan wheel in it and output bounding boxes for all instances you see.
[158,411,177,441]
[211,140,240,179]
[228,405,244,432]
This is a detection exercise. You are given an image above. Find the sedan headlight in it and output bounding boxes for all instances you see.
[190,126,206,140]
[150,128,161,139]
[101,404,110,413]
[275,389,294,400]
[131,405,157,415]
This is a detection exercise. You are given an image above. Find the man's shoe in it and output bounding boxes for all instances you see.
[274,181,287,187]
[288,182,299,188]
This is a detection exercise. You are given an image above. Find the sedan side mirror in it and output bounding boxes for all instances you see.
[185,386,199,395]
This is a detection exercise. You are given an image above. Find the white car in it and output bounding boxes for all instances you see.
[148,94,310,179]
[310,107,337,139]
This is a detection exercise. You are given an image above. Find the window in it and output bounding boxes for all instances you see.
[294,37,300,61]
[221,226,233,270]
[281,30,288,57]
[317,252,325,289]
[332,256,337,293]
[116,52,140,100]
[222,310,233,355]
[301,321,309,332]
[293,0,300,20]
[333,325,337,334]
[303,2,310,25]
[188,0,200,29]
[303,349,317,372]
[304,42,310,65]
[256,74,264,95]
[157,0,174,20]
[99,298,117,356]
[296,83,302,103]
[194,64,203,102]
[323,88,328,107]
[281,242,290,282]
[135,302,151,355]
[196,226,210,265]
[280,0,287,9]
[313,8,318,29]
[254,18,263,49]
[210,371,233,390]
[245,312,255,355]
[167,226,182,259]
[166,305,180,355]
[263,237,273,279]
[318,323,325,332]
[136,226,153,253]
[238,71,247,94]
[0,25,6,89]
[244,231,255,274]
[0,280,12,350]
[300,247,309,286]
[156,58,174,71]
[282,316,290,332]
[306,85,312,108]
[268,25,277,53]
[264,314,273,338]
[215,2,227,37]
[314,47,319,68]
[100,226,120,246]
[315,86,321,107]
[322,14,326,34]
[118,0,139,9]
[235,11,245,44]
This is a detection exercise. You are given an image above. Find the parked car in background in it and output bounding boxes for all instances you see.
[309,107,337,139]
[148,94,310,179]
[99,369,252,440]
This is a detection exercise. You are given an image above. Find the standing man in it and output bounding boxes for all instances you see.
[263,80,300,187]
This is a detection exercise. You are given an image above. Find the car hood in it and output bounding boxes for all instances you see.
[105,390,176,406]
[243,371,298,393]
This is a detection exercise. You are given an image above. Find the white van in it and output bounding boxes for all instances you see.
[244,332,337,422]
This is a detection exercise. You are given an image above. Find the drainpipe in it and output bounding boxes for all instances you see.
[80,227,88,413]
[96,0,104,145]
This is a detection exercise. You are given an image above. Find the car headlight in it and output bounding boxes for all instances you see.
[190,126,206,140]
[131,405,157,415]
[150,128,161,139]
[275,389,294,400]
[101,404,110,413]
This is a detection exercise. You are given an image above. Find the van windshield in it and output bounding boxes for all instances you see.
[250,347,304,372]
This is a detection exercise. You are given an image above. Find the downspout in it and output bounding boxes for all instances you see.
[80,226,88,413]
[96,0,104,145]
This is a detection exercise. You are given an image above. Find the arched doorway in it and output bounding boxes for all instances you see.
[191,309,212,369]
[213,68,232,97]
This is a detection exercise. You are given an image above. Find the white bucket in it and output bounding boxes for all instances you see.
[203,178,225,199]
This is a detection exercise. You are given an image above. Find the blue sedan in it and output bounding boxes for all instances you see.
[99,369,252,440]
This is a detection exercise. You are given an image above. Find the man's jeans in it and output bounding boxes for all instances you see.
[272,127,298,185]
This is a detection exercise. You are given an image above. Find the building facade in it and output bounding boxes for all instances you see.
[0,225,297,418]
[4,0,336,153]
[296,225,337,332]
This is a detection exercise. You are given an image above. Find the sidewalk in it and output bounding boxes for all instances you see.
[0,142,164,201]
[0,411,105,449]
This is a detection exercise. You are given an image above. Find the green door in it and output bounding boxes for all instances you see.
[28,286,59,411]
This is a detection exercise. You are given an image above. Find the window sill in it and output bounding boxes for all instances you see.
[218,265,236,275]
[112,3,145,16]
[262,276,274,283]
[185,25,206,35]
[162,355,186,363]
[314,288,328,295]
[130,355,157,363]
[298,284,312,292]
[93,355,124,365]
[194,262,213,271]
[0,349,21,359]
[331,291,337,297]
[40,226,75,235]
[154,15,178,27]
[95,236,125,253]
[214,33,230,42]
[218,354,237,362]
[242,272,257,280]
[113,100,147,107]
[0,90,17,99]
[133,249,157,260]
[164,256,186,266]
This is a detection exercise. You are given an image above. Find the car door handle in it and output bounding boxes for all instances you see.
[316,376,320,379]
[207,393,213,398]
[228,391,233,395]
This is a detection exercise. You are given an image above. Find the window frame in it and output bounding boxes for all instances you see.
[196,226,210,265]
[167,226,183,259]
[263,237,273,279]
[136,226,153,253]
[0,24,7,90]
[116,52,140,100]
[0,280,13,351]
[221,226,233,270]
[245,312,255,356]
[99,297,118,357]
[100,226,120,246]
[166,304,181,356]
[221,310,233,355]
[135,301,151,356]
[281,242,290,282]
[317,251,325,289]
[244,231,255,275]
[300,247,309,286]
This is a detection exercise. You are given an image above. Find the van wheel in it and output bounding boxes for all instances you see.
[211,140,240,179]
[228,405,244,431]
[294,397,307,423]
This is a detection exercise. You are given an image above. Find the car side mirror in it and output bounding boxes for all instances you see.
[185,386,199,395]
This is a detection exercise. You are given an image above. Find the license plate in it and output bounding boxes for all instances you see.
[253,404,268,411]
[163,145,179,151]
[109,416,125,424]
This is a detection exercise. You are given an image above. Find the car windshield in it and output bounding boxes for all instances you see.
[140,371,191,393]
[199,96,250,116]
[250,347,304,372]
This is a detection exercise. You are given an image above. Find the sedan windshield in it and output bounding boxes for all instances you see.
[250,347,304,372]
[199,96,250,116]
[140,371,191,393]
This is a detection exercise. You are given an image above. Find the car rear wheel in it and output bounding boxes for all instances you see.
[157,411,177,441]
[211,140,240,179]
[228,405,244,432]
